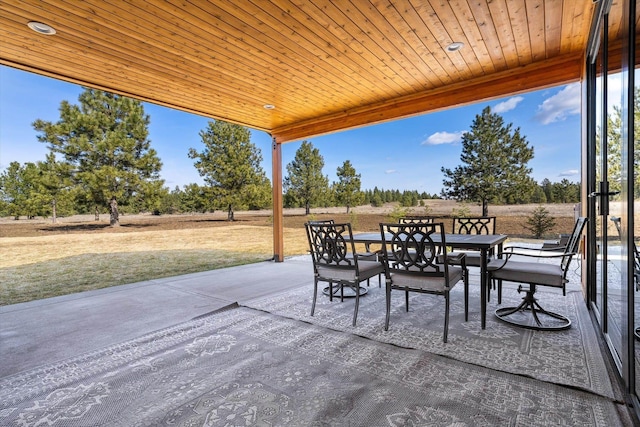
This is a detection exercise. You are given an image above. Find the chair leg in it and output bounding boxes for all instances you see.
[443,293,450,343]
[405,290,409,312]
[328,281,333,302]
[464,272,469,322]
[497,279,502,305]
[495,284,571,331]
[353,282,360,327]
[384,283,391,331]
[311,278,318,316]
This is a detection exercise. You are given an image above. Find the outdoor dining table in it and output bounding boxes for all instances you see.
[350,232,508,330]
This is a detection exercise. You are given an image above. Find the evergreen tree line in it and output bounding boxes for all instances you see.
[365,179,580,207]
[364,188,438,208]
[0,154,578,220]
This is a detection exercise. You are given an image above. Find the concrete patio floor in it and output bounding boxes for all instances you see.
[0,258,311,377]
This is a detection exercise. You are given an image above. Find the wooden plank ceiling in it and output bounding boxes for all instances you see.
[0,0,595,143]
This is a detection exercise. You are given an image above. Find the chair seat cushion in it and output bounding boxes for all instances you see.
[489,260,564,288]
[355,252,378,261]
[448,251,483,267]
[317,260,384,282]
[358,260,385,279]
[389,267,464,292]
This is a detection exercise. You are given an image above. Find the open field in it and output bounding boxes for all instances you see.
[0,201,580,305]
[1,201,579,266]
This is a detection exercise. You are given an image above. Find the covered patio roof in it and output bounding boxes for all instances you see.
[0,1,601,144]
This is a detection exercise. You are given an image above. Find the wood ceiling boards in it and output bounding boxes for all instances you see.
[0,0,595,143]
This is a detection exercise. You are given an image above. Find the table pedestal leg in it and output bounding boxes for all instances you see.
[481,248,487,329]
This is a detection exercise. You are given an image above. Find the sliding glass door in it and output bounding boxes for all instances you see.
[589,0,640,415]
[592,2,625,363]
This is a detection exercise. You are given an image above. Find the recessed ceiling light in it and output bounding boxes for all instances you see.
[263,104,276,110]
[446,42,464,52]
[27,21,56,35]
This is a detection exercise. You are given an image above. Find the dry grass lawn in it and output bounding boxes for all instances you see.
[1,226,299,268]
[1,201,581,306]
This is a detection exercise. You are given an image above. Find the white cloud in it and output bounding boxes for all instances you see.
[605,75,623,111]
[493,96,524,113]
[535,83,581,124]
[385,169,396,174]
[422,131,464,145]
[559,169,579,177]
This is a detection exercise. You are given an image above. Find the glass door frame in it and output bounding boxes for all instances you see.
[586,0,638,414]
[587,2,610,343]
[620,0,636,402]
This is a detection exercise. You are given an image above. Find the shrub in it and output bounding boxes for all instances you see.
[349,211,359,229]
[525,206,556,238]
[387,205,408,222]
[451,204,471,218]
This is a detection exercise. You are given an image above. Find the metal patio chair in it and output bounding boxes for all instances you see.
[447,216,498,301]
[305,222,384,326]
[307,219,380,287]
[450,216,497,266]
[488,217,587,331]
[398,216,435,224]
[379,222,469,343]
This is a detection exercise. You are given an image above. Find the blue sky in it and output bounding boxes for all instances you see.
[0,65,581,195]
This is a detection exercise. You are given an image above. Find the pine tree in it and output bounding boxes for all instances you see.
[33,88,163,226]
[34,153,75,222]
[441,106,534,216]
[525,206,556,238]
[188,120,270,221]
[283,141,329,215]
[541,178,554,202]
[182,183,208,214]
[334,160,364,213]
[0,162,37,219]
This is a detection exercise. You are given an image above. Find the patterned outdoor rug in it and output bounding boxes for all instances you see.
[245,268,616,401]
[0,304,625,426]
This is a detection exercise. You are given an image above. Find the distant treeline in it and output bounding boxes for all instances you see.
[157,178,578,215]
[361,178,579,208]
[0,170,579,220]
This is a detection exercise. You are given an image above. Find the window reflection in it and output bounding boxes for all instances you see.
[606,34,623,360]
[635,54,640,403]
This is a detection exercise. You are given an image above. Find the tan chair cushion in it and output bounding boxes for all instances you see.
[317,260,384,282]
[448,251,482,267]
[389,267,464,292]
[489,260,564,288]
